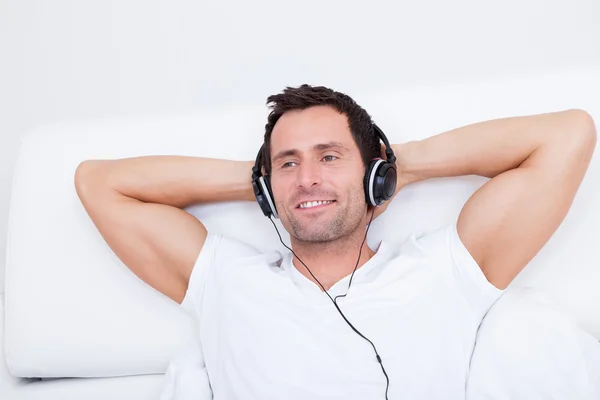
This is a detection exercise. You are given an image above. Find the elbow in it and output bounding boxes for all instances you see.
[74,160,112,200]
[567,109,597,143]
[563,109,597,159]
[74,160,95,192]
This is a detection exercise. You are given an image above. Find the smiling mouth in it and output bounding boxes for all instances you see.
[296,200,336,209]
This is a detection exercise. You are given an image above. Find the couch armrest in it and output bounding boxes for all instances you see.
[0,293,29,397]
[1,266,4,297]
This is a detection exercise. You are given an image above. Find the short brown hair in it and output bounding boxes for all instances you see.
[262,84,380,175]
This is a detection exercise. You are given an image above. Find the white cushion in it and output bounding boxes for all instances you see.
[467,286,600,398]
[10,375,163,400]
[5,63,600,378]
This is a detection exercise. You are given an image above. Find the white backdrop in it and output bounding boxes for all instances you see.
[1,0,600,291]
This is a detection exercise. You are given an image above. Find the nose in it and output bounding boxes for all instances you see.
[296,159,322,189]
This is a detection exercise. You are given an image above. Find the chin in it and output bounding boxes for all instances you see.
[294,230,340,244]
[281,199,364,244]
[287,220,345,243]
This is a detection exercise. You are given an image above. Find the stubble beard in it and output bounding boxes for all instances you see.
[283,188,367,245]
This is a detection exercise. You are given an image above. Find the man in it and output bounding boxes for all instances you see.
[75,85,597,399]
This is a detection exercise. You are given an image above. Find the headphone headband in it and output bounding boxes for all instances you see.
[252,144,265,180]
[373,124,396,164]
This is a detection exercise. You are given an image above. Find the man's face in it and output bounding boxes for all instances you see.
[269,106,367,243]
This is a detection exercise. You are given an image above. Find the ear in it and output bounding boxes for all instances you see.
[380,143,387,159]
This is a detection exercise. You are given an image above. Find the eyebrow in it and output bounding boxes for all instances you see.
[272,141,350,164]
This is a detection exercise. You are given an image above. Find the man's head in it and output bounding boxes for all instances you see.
[262,84,380,244]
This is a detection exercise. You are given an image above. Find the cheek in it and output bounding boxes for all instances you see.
[345,175,367,205]
[270,176,289,204]
[339,168,365,190]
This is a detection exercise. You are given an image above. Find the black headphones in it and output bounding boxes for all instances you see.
[251,124,397,219]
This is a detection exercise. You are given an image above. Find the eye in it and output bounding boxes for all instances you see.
[322,155,338,162]
[282,161,297,168]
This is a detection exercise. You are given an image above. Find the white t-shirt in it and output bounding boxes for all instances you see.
[160,224,504,400]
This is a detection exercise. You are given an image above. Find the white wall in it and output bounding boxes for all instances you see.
[1,0,600,290]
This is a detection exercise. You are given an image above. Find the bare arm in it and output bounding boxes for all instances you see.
[75,156,254,303]
[393,109,597,289]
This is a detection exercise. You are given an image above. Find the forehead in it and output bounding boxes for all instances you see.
[270,106,354,153]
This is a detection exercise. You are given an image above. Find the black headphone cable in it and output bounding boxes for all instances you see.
[269,207,390,399]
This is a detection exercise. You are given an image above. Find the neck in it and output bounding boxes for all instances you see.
[290,225,376,291]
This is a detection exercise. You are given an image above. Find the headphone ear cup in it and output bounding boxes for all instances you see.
[375,162,397,203]
[364,160,397,206]
[261,175,279,219]
[364,160,379,207]
[252,177,272,217]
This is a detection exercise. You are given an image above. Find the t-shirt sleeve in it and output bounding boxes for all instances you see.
[416,223,505,321]
[162,232,261,399]
[179,231,260,319]
[447,223,505,319]
[159,337,212,400]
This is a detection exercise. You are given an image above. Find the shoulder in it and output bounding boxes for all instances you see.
[387,225,453,260]
[392,224,504,317]
[208,232,265,263]
[401,224,475,266]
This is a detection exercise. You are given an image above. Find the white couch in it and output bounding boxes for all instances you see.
[2,64,600,399]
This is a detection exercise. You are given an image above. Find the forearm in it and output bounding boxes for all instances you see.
[76,156,255,208]
[394,109,586,186]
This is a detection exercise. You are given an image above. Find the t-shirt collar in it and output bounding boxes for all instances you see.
[282,240,390,297]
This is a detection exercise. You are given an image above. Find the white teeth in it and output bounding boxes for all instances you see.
[299,200,333,209]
